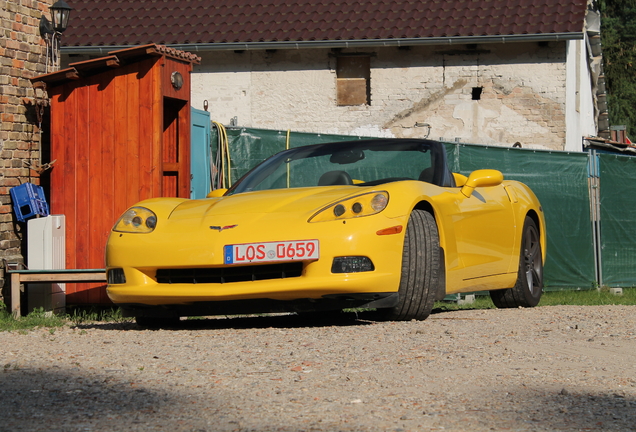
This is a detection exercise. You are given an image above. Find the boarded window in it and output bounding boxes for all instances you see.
[336,56,370,106]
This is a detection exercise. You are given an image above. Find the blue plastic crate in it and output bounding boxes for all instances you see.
[10,183,50,222]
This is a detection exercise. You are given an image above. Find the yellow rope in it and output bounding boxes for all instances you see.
[212,121,231,188]
[286,129,291,188]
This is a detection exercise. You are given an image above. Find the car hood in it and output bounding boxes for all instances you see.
[168,186,368,221]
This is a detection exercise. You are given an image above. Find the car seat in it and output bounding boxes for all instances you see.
[318,170,353,186]
[418,167,435,184]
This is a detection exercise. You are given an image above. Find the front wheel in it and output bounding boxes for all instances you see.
[490,216,543,308]
[378,209,441,321]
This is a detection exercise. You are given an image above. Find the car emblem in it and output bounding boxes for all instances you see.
[210,224,238,231]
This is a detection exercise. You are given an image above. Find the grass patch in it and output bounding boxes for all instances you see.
[434,296,497,312]
[0,302,133,332]
[538,286,636,306]
[0,302,66,332]
[66,306,133,325]
[434,287,636,312]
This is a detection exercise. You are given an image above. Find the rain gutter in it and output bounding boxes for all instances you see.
[61,32,584,56]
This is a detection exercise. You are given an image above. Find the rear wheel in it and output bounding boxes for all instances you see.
[490,216,543,308]
[379,209,440,321]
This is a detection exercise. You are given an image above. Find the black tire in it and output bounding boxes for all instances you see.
[490,216,543,308]
[135,316,181,329]
[379,209,441,321]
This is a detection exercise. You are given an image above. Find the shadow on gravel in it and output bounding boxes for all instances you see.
[74,307,481,332]
[0,367,176,431]
[74,310,379,331]
[1,367,634,430]
[484,387,636,431]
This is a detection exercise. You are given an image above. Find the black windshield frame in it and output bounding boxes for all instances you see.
[225,138,455,196]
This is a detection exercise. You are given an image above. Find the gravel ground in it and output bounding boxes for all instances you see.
[1,305,635,432]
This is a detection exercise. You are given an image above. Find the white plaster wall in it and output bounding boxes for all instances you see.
[381,44,569,149]
[246,50,395,137]
[192,52,253,125]
[565,38,597,152]
[188,42,574,150]
[577,37,597,147]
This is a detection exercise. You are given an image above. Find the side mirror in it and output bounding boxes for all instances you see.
[460,169,503,198]
[206,188,228,198]
[452,172,468,187]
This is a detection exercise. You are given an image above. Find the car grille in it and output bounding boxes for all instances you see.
[155,262,303,284]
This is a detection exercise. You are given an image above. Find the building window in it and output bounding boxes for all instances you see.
[336,56,370,106]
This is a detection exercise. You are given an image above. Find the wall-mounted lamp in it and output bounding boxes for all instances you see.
[40,0,72,35]
[40,0,73,72]
[51,0,73,33]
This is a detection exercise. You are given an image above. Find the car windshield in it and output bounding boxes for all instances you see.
[226,139,452,195]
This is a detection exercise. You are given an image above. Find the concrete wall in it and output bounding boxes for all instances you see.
[191,41,578,150]
[0,0,50,302]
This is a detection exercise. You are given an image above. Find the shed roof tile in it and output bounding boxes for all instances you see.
[61,0,588,48]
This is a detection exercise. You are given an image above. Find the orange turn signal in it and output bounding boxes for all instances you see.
[376,225,403,236]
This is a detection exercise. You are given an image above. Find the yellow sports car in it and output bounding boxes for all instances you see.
[106,139,545,327]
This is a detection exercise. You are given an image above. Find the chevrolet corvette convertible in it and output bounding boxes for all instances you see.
[106,138,546,326]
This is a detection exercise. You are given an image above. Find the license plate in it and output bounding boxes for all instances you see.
[224,240,320,264]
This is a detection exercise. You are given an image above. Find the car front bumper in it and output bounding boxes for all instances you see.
[106,212,408,306]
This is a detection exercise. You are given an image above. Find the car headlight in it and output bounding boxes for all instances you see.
[112,207,157,233]
[309,192,389,223]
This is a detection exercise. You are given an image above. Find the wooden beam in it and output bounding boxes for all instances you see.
[9,270,107,317]
[17,272,106,283]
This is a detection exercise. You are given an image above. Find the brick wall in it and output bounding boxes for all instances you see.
[0,0,50,302]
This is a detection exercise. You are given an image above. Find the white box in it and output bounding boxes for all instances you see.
[27,215,66,314]
[609,288,623,296]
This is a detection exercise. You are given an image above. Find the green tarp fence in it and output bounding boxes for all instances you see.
[599,153,636,287]
[210,125,632,290]
[218,127,370,185]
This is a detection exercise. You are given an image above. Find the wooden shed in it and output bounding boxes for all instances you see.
[30,44,200,304]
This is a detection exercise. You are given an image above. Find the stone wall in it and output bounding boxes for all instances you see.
[0,0,50,302]
[188,41,573,150]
